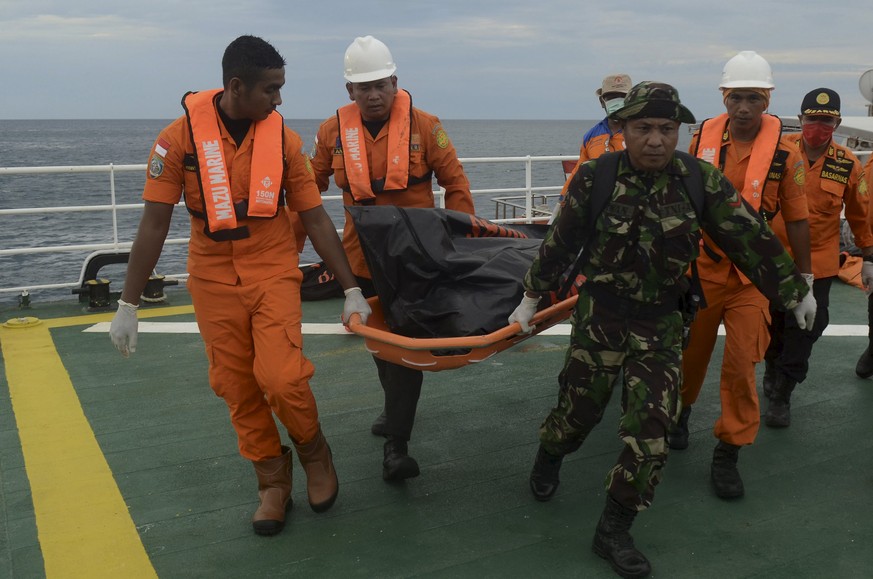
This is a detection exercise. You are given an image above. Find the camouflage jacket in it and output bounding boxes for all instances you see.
[525,152,808,310]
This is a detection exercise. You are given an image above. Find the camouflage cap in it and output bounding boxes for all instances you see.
[610,81,696,124]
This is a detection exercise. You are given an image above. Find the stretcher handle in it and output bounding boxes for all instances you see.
[346,295,577,351]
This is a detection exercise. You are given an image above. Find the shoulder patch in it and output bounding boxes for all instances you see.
[860,175,868,196]
[793,162,805,186]
[433,125,449,149]
[148,154,164,179]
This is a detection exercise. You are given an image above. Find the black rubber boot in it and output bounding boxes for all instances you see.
[711,441,744,499]
[382,437,420,481]
[529,445,564,502]
[762,359,777,400]
[856,346,873,379]
[666,406,692,451]
[370,411,388,436]
[764,374,796,428]
[592,495,652,579]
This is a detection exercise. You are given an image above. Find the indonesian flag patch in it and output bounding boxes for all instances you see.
[154,137,171,158]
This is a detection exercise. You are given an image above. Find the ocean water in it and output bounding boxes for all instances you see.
[0,118,691,302]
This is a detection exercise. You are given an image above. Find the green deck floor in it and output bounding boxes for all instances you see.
[2,282,872,578]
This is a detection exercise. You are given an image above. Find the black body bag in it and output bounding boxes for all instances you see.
[346,206,548,339]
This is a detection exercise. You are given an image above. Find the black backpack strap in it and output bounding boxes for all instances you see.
[673,151,708,310]
[587,152,623,231]
[556,152,622,298]
[674,151,705,220]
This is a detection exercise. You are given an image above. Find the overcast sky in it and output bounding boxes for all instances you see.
[3,1,873,121]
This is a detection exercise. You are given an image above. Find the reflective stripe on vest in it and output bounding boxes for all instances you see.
[695,112,782,211]
[182,89,284,233]
[337,89,412,202]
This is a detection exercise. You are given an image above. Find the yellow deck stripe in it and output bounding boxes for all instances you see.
[1,306,192,578]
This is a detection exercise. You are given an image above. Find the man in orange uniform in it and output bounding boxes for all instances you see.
[109,35,371,537]
[764,88,873,426]
[557,74,632,204]
[309,36,474,481]
[669,51,813,500]
[855,154,873,377]
[579,74,633,163]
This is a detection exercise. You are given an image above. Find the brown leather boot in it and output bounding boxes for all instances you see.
[251,445,293,536]
[294,427,339,513]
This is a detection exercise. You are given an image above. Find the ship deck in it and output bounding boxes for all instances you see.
[2,281,872,578]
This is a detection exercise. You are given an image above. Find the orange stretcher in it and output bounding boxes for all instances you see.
[347,295,577,371]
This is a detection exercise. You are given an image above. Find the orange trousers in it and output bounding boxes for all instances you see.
[681,269,771,446]
[188,272,318,461]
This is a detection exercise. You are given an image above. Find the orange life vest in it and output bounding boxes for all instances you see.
[336,89,412,202]
[182,89,284,235]
[695,112,782,211]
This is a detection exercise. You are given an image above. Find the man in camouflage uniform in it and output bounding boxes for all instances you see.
[508,81,816,579]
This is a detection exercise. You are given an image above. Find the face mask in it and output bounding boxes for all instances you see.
[604,97,625,116]
[801,122,835,148]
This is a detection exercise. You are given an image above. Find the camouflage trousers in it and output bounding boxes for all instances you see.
[538,294,683,510]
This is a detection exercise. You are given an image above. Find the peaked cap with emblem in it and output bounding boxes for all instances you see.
[610,81,696,124]
[800,87,841,118]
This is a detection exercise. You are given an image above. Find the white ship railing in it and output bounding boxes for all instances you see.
[0,156,574,298]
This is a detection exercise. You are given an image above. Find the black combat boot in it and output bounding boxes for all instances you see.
[762,359,777,400]
[764,374,796,428]
[382,437,420,481]
[856,346,873,379]
[529,445,564,501]
[710,441,744,499]
[370,410,387,436]
[666,406,692,450]
[592,495,652,579]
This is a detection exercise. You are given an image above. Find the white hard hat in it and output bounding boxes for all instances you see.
[343,36,397,83]
[719,50,775,90]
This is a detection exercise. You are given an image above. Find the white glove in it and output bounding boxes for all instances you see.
[508,293,541,334]
[342,287,371,326]
[801,272,814,291]
[791,290,817,331]
[862,260,873,296]
[110,299,139,358]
